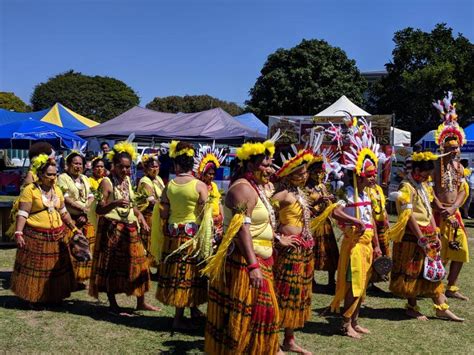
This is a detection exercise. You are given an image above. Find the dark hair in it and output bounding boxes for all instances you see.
[66,152,85,166]
[412,160,435,172]
[92,158,105,168]
[308,161,323,172]
[413,144,422,153]
[460,159,469,168]
[144,156,159,170]
[174,142,194,172]
[29,142,53,160]
[113,151,132,165]
[100,142,109,149]
[230,154,266,183]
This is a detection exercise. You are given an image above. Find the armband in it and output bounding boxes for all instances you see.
[247,262,259,272]
[17,210,29,218]
[147,196,155,202]
[59,207,67,214]
[243,216,252,225]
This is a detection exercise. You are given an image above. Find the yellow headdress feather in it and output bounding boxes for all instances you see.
[412,151,438,162]
[30,154,52,174]
[236,129,281,161]
[169,140,195,158]
[107,141,138,162]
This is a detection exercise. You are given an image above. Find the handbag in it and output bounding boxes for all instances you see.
[69,233,92,262]
[373,256,393,277]
[423,254,446,282]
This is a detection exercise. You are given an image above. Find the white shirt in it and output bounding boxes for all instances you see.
[343,186,373,226]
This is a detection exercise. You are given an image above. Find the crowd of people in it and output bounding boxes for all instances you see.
[7,92,470,354]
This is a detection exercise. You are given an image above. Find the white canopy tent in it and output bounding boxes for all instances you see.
[314,95,371,117]
[392,127,411,146]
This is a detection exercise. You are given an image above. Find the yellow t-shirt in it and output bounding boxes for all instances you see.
[209,181,222,218]
[397,181,431,227]
[19,184,64,229]
[57,173,92,216]
[167,179,199,224]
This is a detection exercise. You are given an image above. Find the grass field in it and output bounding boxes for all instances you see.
[0,217,473,353]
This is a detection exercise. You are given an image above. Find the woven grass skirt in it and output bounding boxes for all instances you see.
[205,252,280,355]
[66,216,95,283]
[313,220,339,272]
[155,226,208,308]
[89,217,150,298]
[11,225,75,303]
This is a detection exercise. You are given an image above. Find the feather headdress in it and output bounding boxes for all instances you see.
[433,91,465,150]
[107,133,138,161]
[193,141,226,177]
[236,129,281,161]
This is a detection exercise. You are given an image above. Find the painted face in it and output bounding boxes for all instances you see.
[412,168,433,183]
[288,165,309,188]
[93,161,105,178]
[253,156,273,185]
[444,144,460,158]
[146,161,160,179]
[40,165,57,187]
[202,167,216,185]
[68,156,83,176]
[115,157,131,178]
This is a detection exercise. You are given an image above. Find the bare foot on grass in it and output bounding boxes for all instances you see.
[406,308,428,321]
[436,309,465,322]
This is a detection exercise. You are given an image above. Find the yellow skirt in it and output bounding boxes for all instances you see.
[205,252,280,355]
[67,216,95,283]
[436,210,469,263]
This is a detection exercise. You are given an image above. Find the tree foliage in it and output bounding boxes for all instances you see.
[31,70,140,122]
[0,92,30,112]
[146,95,244,116]
[246,39,367,120]
[369,23,474,142]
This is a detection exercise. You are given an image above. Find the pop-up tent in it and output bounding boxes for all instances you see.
[0,103,99,131]
[78,107,265,142]
[0,118,87,149]
[314,95,371,117]
[234,113,268,137]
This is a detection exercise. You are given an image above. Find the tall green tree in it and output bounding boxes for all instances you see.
[146,95,244,116]
[246,39,367,121]
[31,70,140,122]
[0,92,30,112]
[369,23,474,142]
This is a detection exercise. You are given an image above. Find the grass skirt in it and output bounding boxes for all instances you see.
[89,217,150,298]
[313,220,339,271]
[274,245,314,329]
[155,226,208,307]
[390,233,444,298]
[11,225,75,303]
[205,252,280,355]
[140,209,155,267]
[66,216,95,283]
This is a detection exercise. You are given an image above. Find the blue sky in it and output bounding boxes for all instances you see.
[0,0,472,108]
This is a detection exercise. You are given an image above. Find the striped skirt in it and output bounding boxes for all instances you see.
[205,252,280,355]
[67,215,95,283]
[313,220,339,271]
[155,226,208,308]
[274,244,314,329]
[89,217,150,298]
[11,225,75,303]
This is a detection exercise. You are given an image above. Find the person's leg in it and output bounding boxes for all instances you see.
[281,328,312,354]
[433,293,464,321]
[446,261,469,300]
[405,297,427,321]
[351,298,370,333]
[136,295,161,311]
[341,285,361,339]
[107,293,134,316]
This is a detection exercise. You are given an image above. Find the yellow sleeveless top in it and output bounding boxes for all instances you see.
[224,193,273,259]
[278,200,303,227]
[103,176,137,223]
[167,179,199,224]
[137,175,165,212]
[209,181,222,218]
[366,184,386,223]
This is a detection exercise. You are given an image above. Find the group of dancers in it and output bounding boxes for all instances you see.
[8,92,470,354]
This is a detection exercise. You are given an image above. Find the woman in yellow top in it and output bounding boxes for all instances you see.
[272,147,316,355]
[89,141,158,316]
[88,157,105,192]
[193,143,226,248]
[137,154,165,261]
[58,152,95,288]
[155,141,209,330]
[389,152,463,321]
[203,131,283,355]
[11,155,79,306]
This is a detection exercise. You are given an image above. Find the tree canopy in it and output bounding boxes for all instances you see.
[31,70,140,122]
[0,92,30,112]
[369,23,474,142]
[146,95,244,116]
[246,39,367,120]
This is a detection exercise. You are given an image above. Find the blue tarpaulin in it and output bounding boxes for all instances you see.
[233,113,268,137]
[0,119,87,150]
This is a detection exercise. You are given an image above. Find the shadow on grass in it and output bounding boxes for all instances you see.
[159,339,205,354]
[360,305,411,321]
[366,284,395,299]
[0,271,12,290]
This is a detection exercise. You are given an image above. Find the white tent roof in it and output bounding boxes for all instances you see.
[314,95,371,117]
[391,127,411,146]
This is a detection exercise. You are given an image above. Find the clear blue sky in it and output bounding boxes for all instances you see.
[1,0,473,108]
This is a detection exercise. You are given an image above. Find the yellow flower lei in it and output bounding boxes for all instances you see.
[277,150,314,177]
[169,140,195,158]
[236,139,276,161]
[464,167,471,177]
[107,141,138,161]
[355,148,378,176]
[30,154,50,174]
[197,154,221,175]
[412,151,438,162]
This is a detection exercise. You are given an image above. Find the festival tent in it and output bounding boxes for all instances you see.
[0,103,99,131]
[0,119,87,150]
[234,113,268,137]
[416,124,474,152]
[78,107,265,142]
[391,127,411,146]
[314,95,371,117]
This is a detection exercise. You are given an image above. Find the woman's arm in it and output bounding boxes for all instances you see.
[14,201,32,248]
[160,186,170,219]
[95,179,126,215]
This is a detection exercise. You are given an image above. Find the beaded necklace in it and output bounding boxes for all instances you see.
[245,173,277,230]
[111,175,132,218]
[38,183,60,226]
[440,157,463,192]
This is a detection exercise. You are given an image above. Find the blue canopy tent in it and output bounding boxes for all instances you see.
[0,119,87,150]
[416,124,474,152]
[0,108,49,126]
[233,113,268,137]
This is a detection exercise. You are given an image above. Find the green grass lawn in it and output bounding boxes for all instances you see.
[1,218,474,353]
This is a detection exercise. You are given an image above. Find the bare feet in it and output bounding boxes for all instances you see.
[108,307,136,317]
[406,308,428,321]
[281,340,312,354]
[436,309,465,322]
[446,290,470,301]
[136,303,161,312]
[341,323,362,340]
[352,324,371,334]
